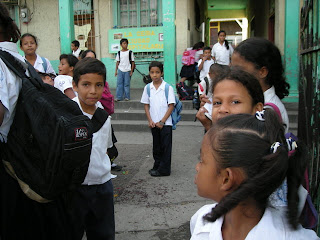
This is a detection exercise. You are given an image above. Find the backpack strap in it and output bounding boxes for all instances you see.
[264,102,282,122]
[164,83,169,103]
[146,83,151,97]
[204,77,209,95]
[91,107,109,133]
[129,50,132,62]
[41,56,47,73]
[117,51,120,62]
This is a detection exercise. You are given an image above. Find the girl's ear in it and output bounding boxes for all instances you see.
[258,66,268,80]
[220,168,245,192]
[254,102,264,112]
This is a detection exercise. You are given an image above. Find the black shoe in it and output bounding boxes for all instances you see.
[148,168,156,175]
[111,165,123,171]
[150,170,170,177]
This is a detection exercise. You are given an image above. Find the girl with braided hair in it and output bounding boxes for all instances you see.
[191,110,318,239]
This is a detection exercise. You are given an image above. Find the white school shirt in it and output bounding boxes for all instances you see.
[116,50,134,72]
[264,86,289,133]
[198,58,214,81]
[198,73,213,98]
[190,204,319,240]
[73,97,113,185]
[140,80,176,126]
[24,54,56,74]
[54,75,74,94]
[0,42,24,143]
[72,48,81,58]
[211,42,234,66]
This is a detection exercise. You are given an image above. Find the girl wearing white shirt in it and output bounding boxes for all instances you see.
[20,33,56,74]
[211,30,233,66]
[191,110,319,240]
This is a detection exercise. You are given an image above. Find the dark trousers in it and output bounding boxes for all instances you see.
[151,126,172,175]
[0,162,73,240]
[71,180,115,240]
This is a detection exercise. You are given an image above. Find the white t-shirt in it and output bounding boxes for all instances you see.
[25,54,56,74]
[264,86,289,133]
[211,42,234,66]
[198,58,214,81]
[0,42,24,143]
[140,80,176,126]
[54,75,74,94]
[116,50,134,72]
[73,97,113,185]
[72,48,81,58]
[190,204,319,240]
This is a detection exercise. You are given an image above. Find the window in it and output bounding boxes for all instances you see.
[117,0,162,28]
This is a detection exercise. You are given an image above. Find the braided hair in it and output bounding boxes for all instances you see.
[204,109,306,229]
[0,3,20,43]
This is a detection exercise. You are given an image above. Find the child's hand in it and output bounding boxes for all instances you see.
[200,94,211,108]
[155,122,163,129]
[115,72,117,77]
[130,71,133,76]
[148,120,156,128]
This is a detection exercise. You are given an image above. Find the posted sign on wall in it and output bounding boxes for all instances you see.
[108,27,164,53]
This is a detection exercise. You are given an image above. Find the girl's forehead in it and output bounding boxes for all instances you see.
[150,66,161,71]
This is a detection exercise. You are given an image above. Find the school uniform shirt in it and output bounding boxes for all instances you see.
[190,204,319,240]
[264,86,289,133]
[24,54,56,75]
[54,75,75,94]
[211,42,234,66]
[72,48,81,58]
[198,58,215,81]
[73,97,113,185]
[116,50,134,72]
[140,80,176,126]
[0,42,24,143]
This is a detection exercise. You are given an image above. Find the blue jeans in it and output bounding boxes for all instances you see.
[116,69,130,100]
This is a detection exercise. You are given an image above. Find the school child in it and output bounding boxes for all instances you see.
[71,40,83,58]
[38,72,56,86]
[211,30,234,66]
[115,38,135,101]
[54,53,78,99]
[20,33,56,74]
[0,3,72,239]
[197,46,215,82]
[80,49,96,59]
[71,57,115,240]
[191,110,319,239]
[140,61,175,177]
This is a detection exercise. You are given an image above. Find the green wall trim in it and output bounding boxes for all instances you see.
[284,0,299,103]
[162,0,177,88]
[112,0,118,27]
[50,60,60,74]
[59,0,75,54]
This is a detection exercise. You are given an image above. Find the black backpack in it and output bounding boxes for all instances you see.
[176,82,194,100]
[0,50,107,202]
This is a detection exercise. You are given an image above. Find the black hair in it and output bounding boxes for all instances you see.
[212,67,265,106]
[204,109,306,229]
[193,41,205,50]
[149,61,163,73]
[71,40,80,48]
[203,46,212,52]
[20,33,38,46]
[208,63,229,86]
[234,38,290,99]
[73,57,106,85]
[218,30,229,50]
[120,38,129,45]
[59,54,79,68]
[80,49,96,59]
[0,3,20,43]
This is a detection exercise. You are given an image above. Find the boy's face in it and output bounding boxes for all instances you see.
[149,66,163,83]
[121,41,128,50]
[203,50,211,59]
[71,43,77,51]
[58,58,73,75]
[73,73,105,111]
[42,75,54,86]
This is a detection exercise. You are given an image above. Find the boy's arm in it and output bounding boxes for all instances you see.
[130,61,135,76]
[198,59,205,71]
[155,103,174,129]
[115,61,119,76]
[144,104,155,128]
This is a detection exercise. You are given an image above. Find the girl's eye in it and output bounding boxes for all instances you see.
[97,83,103,87]
[212,101,221,106]
[231,100,240,104]
[82,83,88,86]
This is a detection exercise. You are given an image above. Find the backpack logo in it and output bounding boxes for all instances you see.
[75,127,88,141]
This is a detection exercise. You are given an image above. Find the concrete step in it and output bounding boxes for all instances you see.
[112,119,204,132]
[112,109,198,121]
[114,100,195,110]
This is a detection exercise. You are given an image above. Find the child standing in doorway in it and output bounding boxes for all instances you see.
[140,61,175,177]
[115,38,135,101]
[197,46,215,82]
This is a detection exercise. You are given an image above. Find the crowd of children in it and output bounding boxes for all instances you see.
[0,2,318,238]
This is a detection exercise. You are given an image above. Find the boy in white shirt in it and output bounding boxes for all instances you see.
[71,57,115,239]
[197,46,215,82]
[141,61,175,177]
[115,38,135,101]
[71,40,82,58]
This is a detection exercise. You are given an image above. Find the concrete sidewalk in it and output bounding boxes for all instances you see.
[112,125,211,240]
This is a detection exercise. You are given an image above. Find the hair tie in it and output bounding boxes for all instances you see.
[270,142,282,153]
[255,110,265,121]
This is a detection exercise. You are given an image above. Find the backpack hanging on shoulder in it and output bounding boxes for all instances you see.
[118,50,135,72]
[181,49,196,66]
[0,50,106,203]
[40,56,47,73]
[146,82,182,130]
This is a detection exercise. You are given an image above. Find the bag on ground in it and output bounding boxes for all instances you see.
[176,82,194,100]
